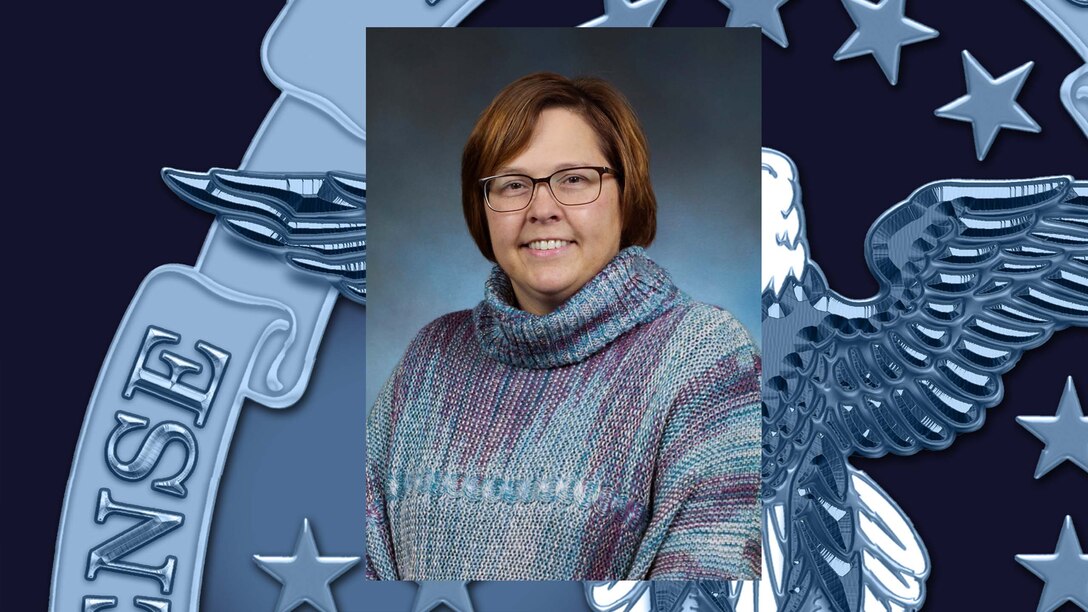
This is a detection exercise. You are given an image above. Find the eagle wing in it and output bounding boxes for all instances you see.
[161,167,367,304]
[767,176,1087,466]
[762,172,1084,612]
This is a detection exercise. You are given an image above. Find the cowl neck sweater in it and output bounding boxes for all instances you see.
[473,246,684,369]
[366,248,762,581]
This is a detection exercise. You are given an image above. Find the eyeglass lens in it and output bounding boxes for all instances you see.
[485,168,603,211]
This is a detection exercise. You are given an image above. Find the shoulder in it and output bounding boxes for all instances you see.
[656,303,761,451]
[403,309,475,354]
[667,300,760,363]
[649,300,761,411]
[373,309,475,407]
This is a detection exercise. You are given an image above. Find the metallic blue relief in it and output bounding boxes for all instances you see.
[719,0,791,48]
[52,266,301,610]
[1016,376,1088,477]
[51,0,369,609]
[86,489,184,594]
[935,51,1041,160]
[252,519,359,612]
[833,0,938,86]
[1024,0,1088,141]
[579,0,667,27]
[161,168,367,305]
[1015,516,1088,612]
[410,581,476,612]
[105,412,198,498]
[756,148,1086,611]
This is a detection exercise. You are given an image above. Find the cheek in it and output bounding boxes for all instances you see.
[602,198,623,248]
[486,214,519,253]
[574,208,621,254]
[484,212,500,244]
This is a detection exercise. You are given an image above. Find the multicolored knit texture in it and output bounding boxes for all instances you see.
[365,246,761,580]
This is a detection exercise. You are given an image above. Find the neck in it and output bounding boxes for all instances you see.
[473,246,686,369]
[510,287,565,316]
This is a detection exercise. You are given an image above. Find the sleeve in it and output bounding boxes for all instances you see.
[364,361,402,580]
[630,310,763,580]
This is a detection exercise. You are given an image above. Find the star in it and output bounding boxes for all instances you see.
[935,50,1040,161]
[580,0,667,27]
[1015,516,1088,612]
[719,0,791,48]
[833,0,938,85]
[253,519,360,612]
[412,581,475,612]
[1017,376,1088,478]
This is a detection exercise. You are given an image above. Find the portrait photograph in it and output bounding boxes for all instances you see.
[364,27,761,582]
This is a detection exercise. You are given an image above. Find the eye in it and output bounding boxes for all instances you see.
[555,169,595,188]
[498,178,528,193]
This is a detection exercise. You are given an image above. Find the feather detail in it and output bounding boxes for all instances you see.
[161,167,367,304]
[761,148,1084,611]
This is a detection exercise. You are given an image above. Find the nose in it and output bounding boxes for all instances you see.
[527,181,563,223]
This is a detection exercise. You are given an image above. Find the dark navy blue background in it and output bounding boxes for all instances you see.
[3,1,285,607]
[3,1,1086,610]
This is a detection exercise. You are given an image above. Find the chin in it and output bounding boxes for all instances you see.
[527,278,577,299]
[520,270,580,300]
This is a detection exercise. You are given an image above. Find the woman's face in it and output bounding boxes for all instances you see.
[486,107,623,315]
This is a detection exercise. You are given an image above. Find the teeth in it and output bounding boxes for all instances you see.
[528,240,570,251]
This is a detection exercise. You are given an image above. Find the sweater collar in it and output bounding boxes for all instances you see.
[472,246,684,369]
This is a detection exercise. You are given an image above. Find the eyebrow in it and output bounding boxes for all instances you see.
[494,162,600,176]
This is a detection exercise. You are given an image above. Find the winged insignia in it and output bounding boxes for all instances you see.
[161,168,367,304]
[758,148,1086,611]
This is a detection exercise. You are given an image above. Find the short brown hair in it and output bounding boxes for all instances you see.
[461,72,657,262]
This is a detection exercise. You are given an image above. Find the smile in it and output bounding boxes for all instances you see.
[525,239,572,251]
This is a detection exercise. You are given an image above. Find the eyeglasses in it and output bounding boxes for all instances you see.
[479,166,619,213]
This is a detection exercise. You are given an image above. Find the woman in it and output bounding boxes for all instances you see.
[366,72,761,581]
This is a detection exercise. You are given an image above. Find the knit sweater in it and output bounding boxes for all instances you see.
[365,246,761,580]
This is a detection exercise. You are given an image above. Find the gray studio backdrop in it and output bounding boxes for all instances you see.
[366,28,760,409]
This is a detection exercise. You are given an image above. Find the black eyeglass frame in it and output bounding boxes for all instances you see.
[478,166,621,213]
